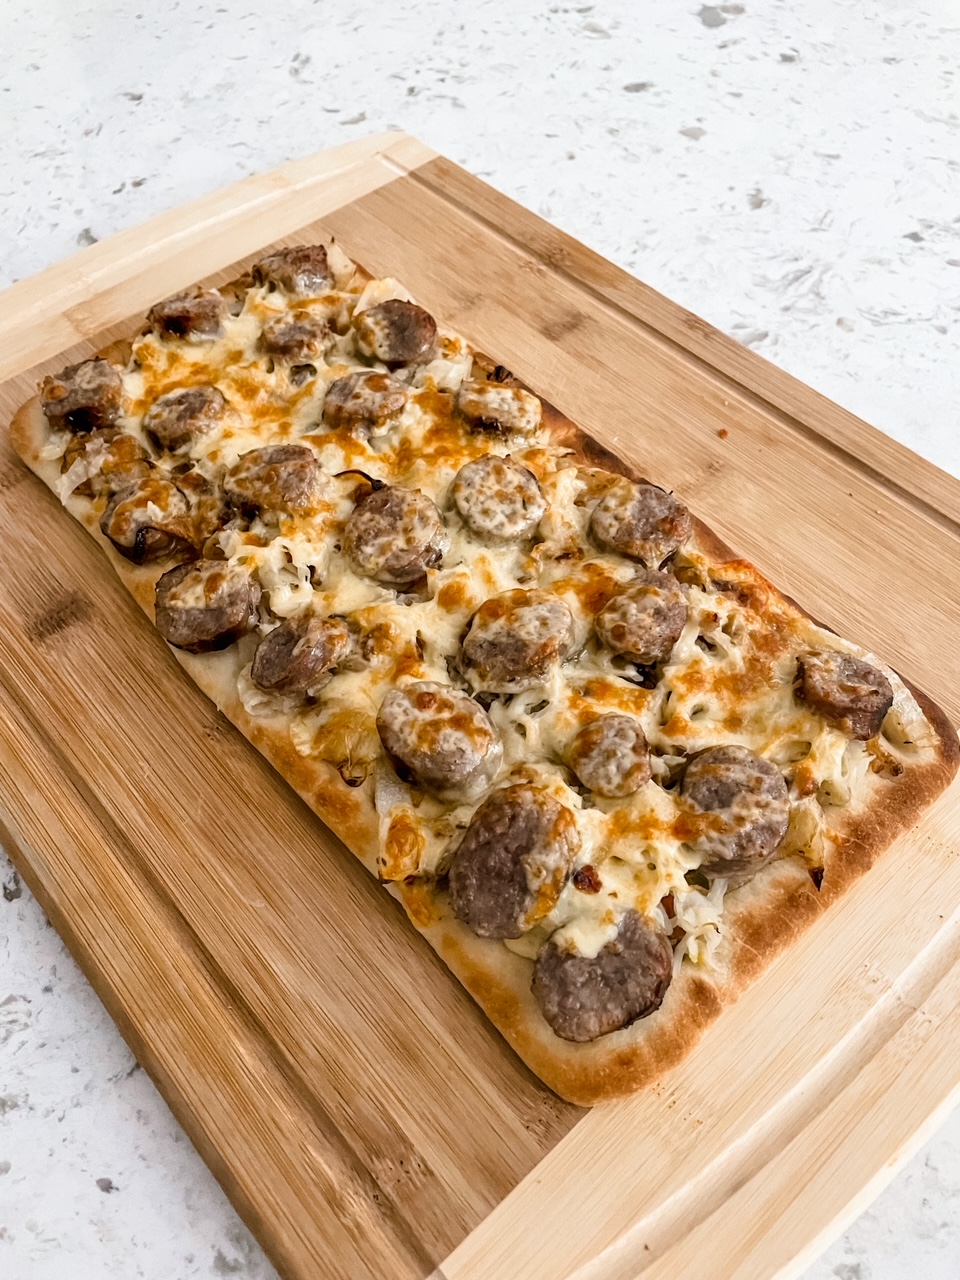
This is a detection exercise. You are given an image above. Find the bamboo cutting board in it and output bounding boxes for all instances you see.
[2,131,960,1280]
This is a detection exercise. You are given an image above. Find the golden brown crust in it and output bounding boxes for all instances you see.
[10,276,959,1107]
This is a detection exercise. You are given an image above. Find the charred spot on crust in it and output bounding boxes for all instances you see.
[711,578,754,608]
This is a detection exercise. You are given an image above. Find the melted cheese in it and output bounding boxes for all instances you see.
[72,249,940,984]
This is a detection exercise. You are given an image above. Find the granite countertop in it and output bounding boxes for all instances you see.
[2,1,960,1276]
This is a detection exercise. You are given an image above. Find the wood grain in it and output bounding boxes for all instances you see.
[0,131,432,383]
[2,133,959,1280]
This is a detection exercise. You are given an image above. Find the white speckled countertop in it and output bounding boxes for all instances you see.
[2,2,960,1277]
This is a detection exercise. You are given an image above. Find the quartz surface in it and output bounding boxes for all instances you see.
[2,1,960,1277]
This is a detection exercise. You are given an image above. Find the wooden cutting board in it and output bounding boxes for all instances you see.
[2,131,960,1280]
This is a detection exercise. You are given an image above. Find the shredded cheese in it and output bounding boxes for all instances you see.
[61,247,940,988]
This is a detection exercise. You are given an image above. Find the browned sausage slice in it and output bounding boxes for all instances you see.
[354,300,437,366]
[143,385,226,454]
[457,378,542,435]
[681,745,789,882]
[376,681,501,794]
[796,651,893,740]
[461,589,574,692]
[322,370,408,435]
[146,287,226,340]
[62,430,151,499]
[224,445,323,516]
[566,715,651,798]
[251,614,350,695]
[252,245,334,296]
[591,479,691,566]
[40,358,123,434]
[343,486,445,585]
[100,475,191,564]
[448,784,580,938]
[532,910,673,1042]
[452,455,546,541]
[260,311,334,361]
[155,559,260,653]
[594,570,686,664]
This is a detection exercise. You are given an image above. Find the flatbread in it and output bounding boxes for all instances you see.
[11,243,957,1105]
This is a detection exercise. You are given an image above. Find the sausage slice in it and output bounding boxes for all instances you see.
[62,430,151,499]
[532,910,673,1042]
[322,370,409,435]
[147,287,226,341]
[224,445,323,516]
[252,245,334,296]
[461,589,574,692]
[448,784,580,938]
[40,358,123,434]
[143,385,226,454]
[457,378,542,435]
[354,300,437,366]
[681,745,790,882]
[591,479,691,566]
[452,455,546,542]
[377,681,501,795]
[566,715,651,798]
[155,559,260,653]
[100,475,191,564]
[343,486,445,585]
[796,651,893,740]
[260,311,333,362]
[251,614,350,695]
[595,570,686,664]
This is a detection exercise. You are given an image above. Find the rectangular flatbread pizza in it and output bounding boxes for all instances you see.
[11,240,958,1105]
